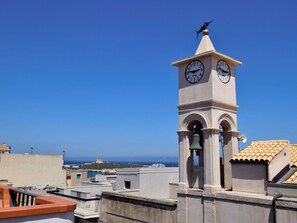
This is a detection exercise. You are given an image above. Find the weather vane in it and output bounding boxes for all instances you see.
[196,20,214,38]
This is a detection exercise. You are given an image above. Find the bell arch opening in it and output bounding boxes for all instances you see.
[219,120,232,188]
[182,113,209,131]
[188,121,204,165]
[187,120,204,189]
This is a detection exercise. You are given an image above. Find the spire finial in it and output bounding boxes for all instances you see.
[203,29,209,36]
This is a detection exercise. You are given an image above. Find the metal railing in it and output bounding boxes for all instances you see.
[9,188,38,207]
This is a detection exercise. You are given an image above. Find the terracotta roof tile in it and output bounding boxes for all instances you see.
[231,140,289,164]
[0,144,10,152]
[284,171,297,184]
[290,144,297,167]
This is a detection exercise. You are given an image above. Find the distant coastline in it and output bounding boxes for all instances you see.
[64,160,178,167]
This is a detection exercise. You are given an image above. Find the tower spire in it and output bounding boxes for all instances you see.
[195,29,215,55]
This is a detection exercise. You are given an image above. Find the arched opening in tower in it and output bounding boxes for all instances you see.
[219,120,232,188]
[187,120,204,189]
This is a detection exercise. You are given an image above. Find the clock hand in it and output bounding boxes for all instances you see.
[219,67,228,73]
[190,69,200,73]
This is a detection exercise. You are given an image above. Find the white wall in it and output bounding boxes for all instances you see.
[116,168,140,191]
[139,167,179,199]
[116,167,179,199]
[0,154,66,187]
[268,146,290,181]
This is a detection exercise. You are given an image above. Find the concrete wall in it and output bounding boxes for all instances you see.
[116,168,140,191]
[216,192,297,223]
[61,185,112,197]
[232,163,267,194]
[51,191,100,217]
[54,184,113,212]
[69,171,88,187]
[178,189,297,223]
[99,186,297,223]
[139,167,178,199]
[169,182,178,199]
[99,191,177,223]
[268,146,290,181]
[0,154,66,187]
[268,183,297,198]
[95,175,117,190]
[277,202,297,223]
[116,167,178,199]
[177,189,204,223]
[215,192,272,223]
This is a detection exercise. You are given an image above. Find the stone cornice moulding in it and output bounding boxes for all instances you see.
[178,99,238,113]
[202,128,220,135]
[221,130,240,138]
[177,130,190,136]
[172,50,242,67]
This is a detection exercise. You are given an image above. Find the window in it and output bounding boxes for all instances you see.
[76,174,81,180]
[124,181,131,189]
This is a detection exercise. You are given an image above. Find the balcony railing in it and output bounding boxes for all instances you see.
[0,184,76,222]
[9,187,37,207]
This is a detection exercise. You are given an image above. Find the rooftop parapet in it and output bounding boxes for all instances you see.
[0,184,76,222]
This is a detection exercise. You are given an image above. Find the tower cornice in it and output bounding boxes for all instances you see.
[171,50,242,67]
[178,99,238,113]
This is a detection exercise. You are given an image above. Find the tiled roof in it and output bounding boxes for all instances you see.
[0,144,10,152]
[231,140,289,164]
[290,144,297,167]
[284,171,297,184]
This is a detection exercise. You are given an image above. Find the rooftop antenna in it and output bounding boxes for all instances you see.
[63,150,65,162]
[196,20,214,38]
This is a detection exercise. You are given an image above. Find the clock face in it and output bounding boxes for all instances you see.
[217,60,231,83]
[185,60,204,84]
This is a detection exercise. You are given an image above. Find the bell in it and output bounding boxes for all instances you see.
[189,134,203,151]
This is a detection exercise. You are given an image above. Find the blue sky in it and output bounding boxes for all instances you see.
[0,0,296,160]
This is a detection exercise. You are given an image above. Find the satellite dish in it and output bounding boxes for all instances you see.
[238,134,247,143]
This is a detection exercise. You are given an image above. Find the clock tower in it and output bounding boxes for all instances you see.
[172,29,242,194]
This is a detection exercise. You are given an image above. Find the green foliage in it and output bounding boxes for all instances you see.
[79,162,142,170]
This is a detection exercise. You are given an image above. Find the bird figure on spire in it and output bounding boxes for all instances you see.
[196,20,214,38]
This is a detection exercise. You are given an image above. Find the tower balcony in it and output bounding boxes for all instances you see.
[0,184,76,223]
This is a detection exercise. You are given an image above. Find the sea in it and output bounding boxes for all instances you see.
[64,159,178,167]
